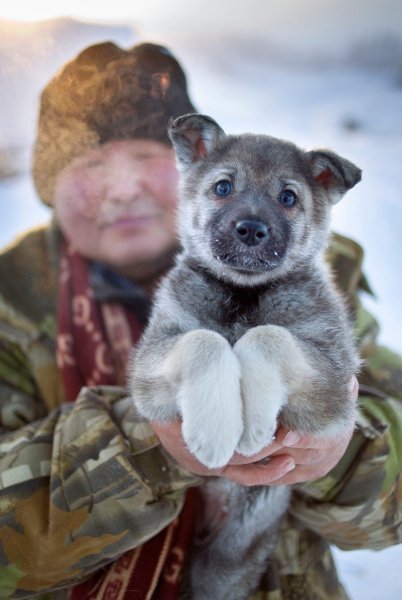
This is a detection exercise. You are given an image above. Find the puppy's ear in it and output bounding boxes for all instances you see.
[168,113,226,166]
[306,149,362,204]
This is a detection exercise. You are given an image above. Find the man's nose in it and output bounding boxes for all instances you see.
[108,171,146,203]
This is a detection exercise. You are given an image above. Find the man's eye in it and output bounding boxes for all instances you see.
[214,180,232,197]
[279,189,297,208]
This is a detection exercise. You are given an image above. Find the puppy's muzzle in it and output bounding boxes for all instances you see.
[235,219,270,247]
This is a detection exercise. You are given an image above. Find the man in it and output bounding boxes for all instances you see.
[0,41,401,599]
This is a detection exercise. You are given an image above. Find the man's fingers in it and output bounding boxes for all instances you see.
[222,455,295,486]
[272,447,325,465]
[229,438,284,465]
[282,432,349,450]
[280,420,355,451]
[229,424,308,465]
[350,375,359,398]
[265,461,337,486]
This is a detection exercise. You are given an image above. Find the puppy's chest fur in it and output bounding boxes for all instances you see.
[176,261,320,345]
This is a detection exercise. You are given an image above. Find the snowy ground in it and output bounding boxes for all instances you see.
[1,2,401,598]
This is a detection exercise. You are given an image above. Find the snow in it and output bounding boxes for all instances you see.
[0,2,401,597]
[332,545,402,600]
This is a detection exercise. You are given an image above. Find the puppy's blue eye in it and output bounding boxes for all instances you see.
[279,190,297,208]
[215,180,232,197]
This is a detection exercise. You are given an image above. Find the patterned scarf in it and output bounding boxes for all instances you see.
[57,240,197,599]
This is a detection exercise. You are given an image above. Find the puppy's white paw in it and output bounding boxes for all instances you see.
[236,417,277,457]
[180,366,243,468]
[170,330,243,469]
[234,329,288,457]
[182,409,242,468]
[235,374,284,456]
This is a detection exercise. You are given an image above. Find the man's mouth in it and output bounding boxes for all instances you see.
[99,212,160,229]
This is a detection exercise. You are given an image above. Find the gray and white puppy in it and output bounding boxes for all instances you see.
[130,114,361,599]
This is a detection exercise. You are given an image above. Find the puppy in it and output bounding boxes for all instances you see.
[130,114,361,599]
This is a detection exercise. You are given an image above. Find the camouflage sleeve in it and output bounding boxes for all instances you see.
[290,329,402,551]
[0,386,200,598]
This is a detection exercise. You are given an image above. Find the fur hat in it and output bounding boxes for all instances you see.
[32,41,196,205]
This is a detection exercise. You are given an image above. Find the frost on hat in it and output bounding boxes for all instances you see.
[32,42,196,205]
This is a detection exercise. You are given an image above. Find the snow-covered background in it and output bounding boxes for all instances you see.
[0,1,401,597]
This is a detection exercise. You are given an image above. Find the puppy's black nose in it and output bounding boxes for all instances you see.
[235,220,270,246]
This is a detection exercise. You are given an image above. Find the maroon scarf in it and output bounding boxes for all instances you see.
[56,241,143,398]
[57,240,197,599]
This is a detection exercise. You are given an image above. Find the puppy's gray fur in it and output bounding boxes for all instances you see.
[130,114,361,599]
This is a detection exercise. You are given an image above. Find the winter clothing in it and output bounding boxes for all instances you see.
[57,239,196,599]
[0,224,401,599]
[32,42,196,205]
[56,238,143,399]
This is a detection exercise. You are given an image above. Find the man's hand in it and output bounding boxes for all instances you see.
[151,376,358,487]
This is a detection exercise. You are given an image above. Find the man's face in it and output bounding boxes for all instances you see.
[54,139,179,279]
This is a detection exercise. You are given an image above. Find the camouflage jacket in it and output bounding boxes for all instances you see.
[0,222,401,599]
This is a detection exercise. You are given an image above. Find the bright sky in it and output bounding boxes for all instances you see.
[0,0,150,22]
[0,0,299,30]
[3,0,402,47]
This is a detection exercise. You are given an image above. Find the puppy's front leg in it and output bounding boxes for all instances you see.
[234,325,315,457]
[164,330,243,468]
